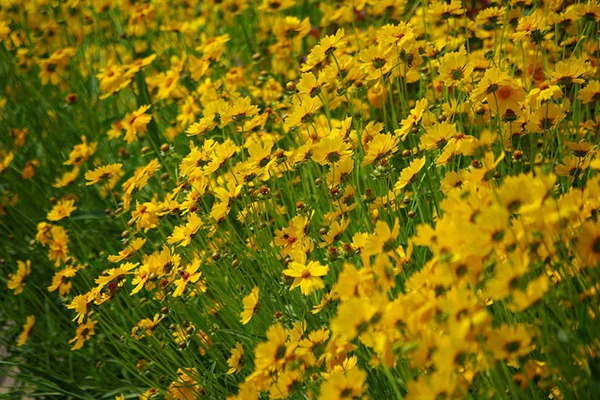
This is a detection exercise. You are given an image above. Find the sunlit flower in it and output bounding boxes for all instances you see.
[283,260,329,295]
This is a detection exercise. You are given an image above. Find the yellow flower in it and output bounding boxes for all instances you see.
[486,324,535,361]
[220,96,260,126]
[254,323,292,372]
[69,320,96,351]
[7,260,31,295]
[437,47,474,87]
[395,98,428,140]
[17,315,35,346]
[577,221,600,267]
[122,105,152,144]
[0,150,14,174]
[48,265,78,296]
[312,135,353,166]
[394,156,426,192]
[85,163,123,186]
[240,286,260,325]
[168,213,203,247]
[272,16,311,41]
[64,136,97,167]
[131,201,159,232]
[53,167,80,188]
[284,95,322,128]
[578,80,600,104]
[283,260,329,295]
[227,343,245,374]
[47,198,77,221]
[471,68,525,117]
[331,297,378,341]
[107,238,146,263]
[172,257,205,298]
[318,367,367,400]
[361,133,399,167]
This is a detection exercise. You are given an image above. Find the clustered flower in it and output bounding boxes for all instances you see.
[2,0,600,399]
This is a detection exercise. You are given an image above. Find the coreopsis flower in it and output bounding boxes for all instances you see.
[475,6,506,30]
[486,252,530,300]
[420,122,458,151]
[361,133,399,166]
[64,136,97,167]
[549,58,593,87]
[210,179,243,222]
[509,274,550,312]
[227,343,245,374]
[284,95,322,128]
[246,139,277,174]
[283,260,329,295]
[0,20,10,42]
[124,54,157,78]
[577,221,600,267]
[172,257,205,298]
[274,214,314,259]
[149,68,182,102]
[47,198,76,221]
[526,103,566,134]
[253,323,294,372]
[97,62,132,99]
[85,163,123,187]
[131,201,159,232]
[107,238,146,263]
[578,80,600,104]
[203,139,238,176]
[395,98,428,140]
[296,72,324,98]
[331,297,379,342]
[38,58,62,86]
[240,286,259,325]
[53,167,80,188]
[437,47,475,88]
[312,135,353,166]
[258,0,295,12]
[302,28,346,72]
[220,96,260,126]
[69,320,96,351]
[48,225,70,266]
[486,324,535,361]
[7,260,31,295]
[319,219,350,248]
[67,293,91,324]
[95,262,138,295]
[168,213,203,247]
[186,116,217,136]
[394,156,426,192]
[333,263,375,301]
[0,150,14,174]
[121,105,152,143]
[122,158,161,210]
[48,265,78,296]
[318,367,367,400]
[273,16,311,41]
[512,9,546,43]
[471,68,525,118]
[359,44,395,81]
[428,0,464,21]
[17,315,35,346]
[525,81,563,106]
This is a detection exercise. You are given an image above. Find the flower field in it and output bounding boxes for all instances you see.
[1,0,600,398]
